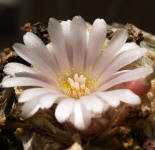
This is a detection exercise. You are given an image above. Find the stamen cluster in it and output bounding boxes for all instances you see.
[56,72,98,98]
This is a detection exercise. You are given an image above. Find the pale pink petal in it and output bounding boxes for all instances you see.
[21,97,40,118]
[97,42,143,83]
[99,48,147,84]
[23,32,57,66]
[13,43,38,66]
[48,18,70,71]
[100,67,153,91]
[70,16,87,70]
[55,98,74,123]
[110,70,129,79]
[95,92,120,107]
[22,92,60,118]
[46,42,54,54]
[13,43,57,78]
[2,77,54,89]
[18,88,59,103]
[61,20,73,65]
[85,19,107,68]
[19,88,48,103]
[15,72,56,86]
[118,42,139,54]
[39,94,60,109]
[61,20,71,37]
[98,70,129,86]
[23,32,59,74]
[111,70,130,77]
[94,30,128,76]
[72,101,91,130]
[80,95,108,117]
[3,62,35,76]
[96,89,141,107]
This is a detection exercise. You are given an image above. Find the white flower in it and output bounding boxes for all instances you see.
[2,16,153,130]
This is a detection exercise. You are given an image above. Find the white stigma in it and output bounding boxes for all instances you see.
[68,73,87,91]
[66,73,90,98]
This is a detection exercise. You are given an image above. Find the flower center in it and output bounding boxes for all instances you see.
[55,72,98,99]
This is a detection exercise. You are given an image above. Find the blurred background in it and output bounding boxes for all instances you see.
[0,0,154,49]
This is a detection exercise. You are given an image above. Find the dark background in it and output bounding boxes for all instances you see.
[0,0,154,49]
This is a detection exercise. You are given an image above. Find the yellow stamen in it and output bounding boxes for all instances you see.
[55,70,98,99]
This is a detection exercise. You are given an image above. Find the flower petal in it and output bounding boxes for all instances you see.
[118,42,139,54]
[23,32,58,72]
[55,98,74,123]
[99,48,147,83]
[100,67,153,91]
[94,30,128,75]
[72,101,91,130]
[96,92,120,107]
[21,97,40,118]
[15,72,56,87]
[96,89,141,107]
[85,19,107,68]
[18,88,59,103]
[110,70,130,80]
[39,94,59,109]
[80,95,108,116]
[13,43,57,78]
[3,62,35,76]
[98,70,130,87]
[61,20,73,65]
[46,42,54,54]
[70,16,87,70]
[22,93,60,118]
[2,77,54,89]
[61,20,71,38]
[48,18,70,71]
